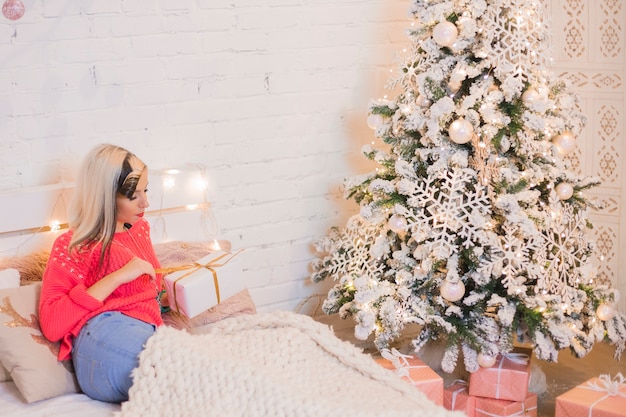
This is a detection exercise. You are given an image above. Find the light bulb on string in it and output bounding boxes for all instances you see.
[162,175,176,189]
[49,220,61,232]
[193,174,209,192]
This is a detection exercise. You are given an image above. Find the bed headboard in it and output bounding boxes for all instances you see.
[0,167,216,256]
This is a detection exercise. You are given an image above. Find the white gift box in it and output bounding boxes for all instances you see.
[164,249,244,318]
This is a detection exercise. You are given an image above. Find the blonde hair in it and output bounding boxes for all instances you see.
[68,144,146,263]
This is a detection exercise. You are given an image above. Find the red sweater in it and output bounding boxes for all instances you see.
[39,218,163,361]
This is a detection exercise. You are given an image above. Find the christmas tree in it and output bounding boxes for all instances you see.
[311,0,626,373]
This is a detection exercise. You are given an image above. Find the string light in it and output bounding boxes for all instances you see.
[162,175,176,189]
[193,175,209,191]
[49,220,61,232]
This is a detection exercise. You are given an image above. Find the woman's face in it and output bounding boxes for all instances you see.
[116,168,150,231]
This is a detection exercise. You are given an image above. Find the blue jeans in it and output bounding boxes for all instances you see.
[72,311,156,403]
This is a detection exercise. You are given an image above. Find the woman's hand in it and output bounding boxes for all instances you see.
[116,257,156,284]
[86,257,155,302]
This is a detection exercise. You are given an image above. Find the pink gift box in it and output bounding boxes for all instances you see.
[469,349,531,401]
[555,374,626,417]
[375,349,443,405]
[475,393,537,417]
[444,380,476,416]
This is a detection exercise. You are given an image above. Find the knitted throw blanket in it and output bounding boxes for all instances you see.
[115,311,462,417]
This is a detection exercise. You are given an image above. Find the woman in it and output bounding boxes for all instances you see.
[39,143,166,403]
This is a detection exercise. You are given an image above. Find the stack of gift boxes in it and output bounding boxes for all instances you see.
[376,346,626,416]
[375,347,536,417]
[444,348,537,417]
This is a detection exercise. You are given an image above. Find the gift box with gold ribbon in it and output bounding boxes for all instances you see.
[444,380,476,416]
[163,249,244,318]
[375,348,443,406]
[474,392,537,417]
[468,349,531,402]
[555,373,626,417]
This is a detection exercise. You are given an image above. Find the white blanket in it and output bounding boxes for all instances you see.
[115,311,462,417]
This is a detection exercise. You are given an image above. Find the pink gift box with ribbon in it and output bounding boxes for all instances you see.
[163,249,244,318]
[468,349,531,402]
[474,393,537,417]
[555,373,626,417]
[375,348,443,405]
[444,380,476,416]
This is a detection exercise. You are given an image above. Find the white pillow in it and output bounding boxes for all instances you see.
[0,268,19,382]
[0,268,20,290]
[0,283,80,402]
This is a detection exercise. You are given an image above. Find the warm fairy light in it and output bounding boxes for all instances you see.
[193,175,208,191]
[185,204,199,210]
[162,175,176,189]
[49,220,61,231]
[165,168,180,175]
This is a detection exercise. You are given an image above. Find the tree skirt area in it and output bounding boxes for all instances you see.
[323,314,626,417]
[115,311,464,417]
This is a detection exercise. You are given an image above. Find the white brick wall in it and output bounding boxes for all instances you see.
[0,0,409,313]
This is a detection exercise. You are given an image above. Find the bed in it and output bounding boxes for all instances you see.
[0,184,463,417]
[0,381,120,416]
[0,238,243,417]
